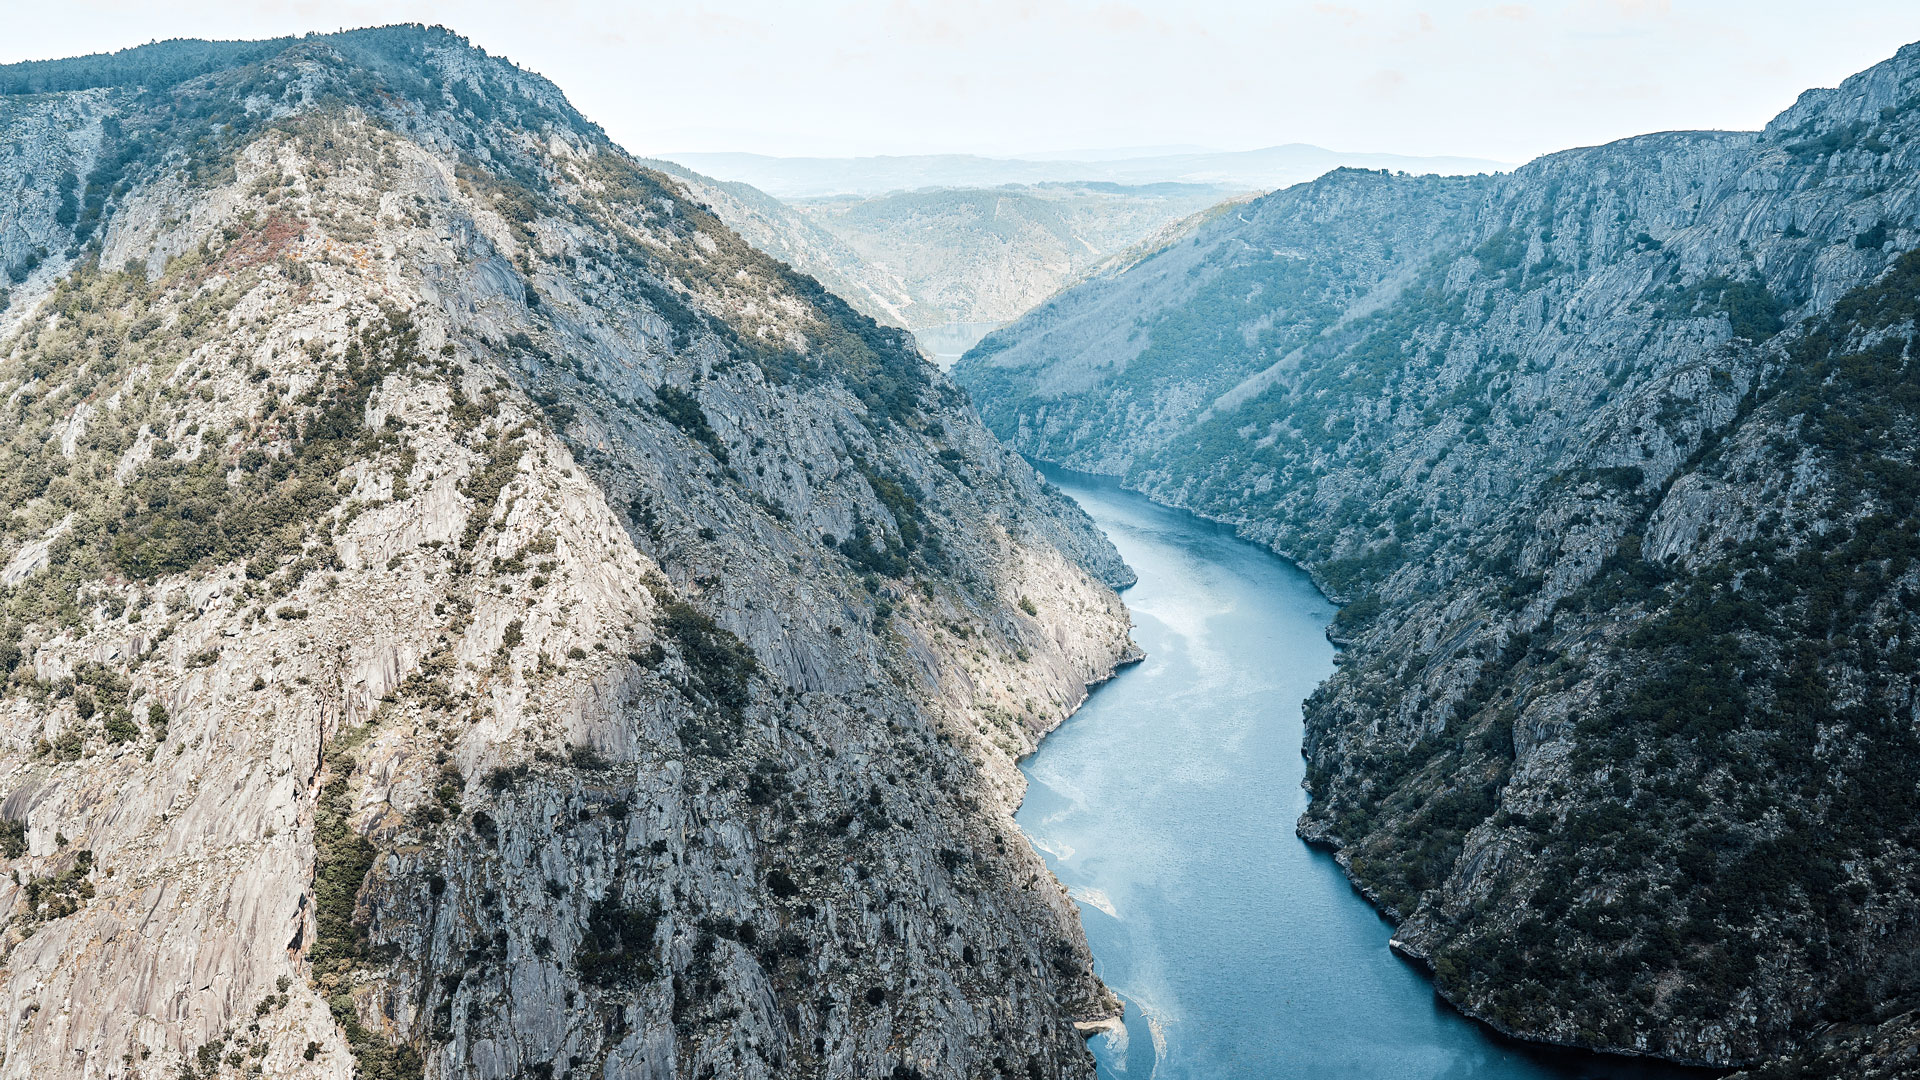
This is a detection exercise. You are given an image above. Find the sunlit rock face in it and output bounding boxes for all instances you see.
[0,27,1138,1079]
[961,40,1920,1073]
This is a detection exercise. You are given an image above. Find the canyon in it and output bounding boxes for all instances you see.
[958,38,1920,1078]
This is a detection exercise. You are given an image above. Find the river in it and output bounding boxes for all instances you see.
[912,321,1006,369]
[1017,466,1715,1080]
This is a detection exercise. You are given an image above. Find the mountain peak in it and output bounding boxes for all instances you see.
[0,25,485,93]
[0,25,603,150]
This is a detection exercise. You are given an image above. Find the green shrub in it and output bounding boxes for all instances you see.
[0,817,25,858]
[574,895,661,986]
[656,601,755,719]
[652,385,728,463]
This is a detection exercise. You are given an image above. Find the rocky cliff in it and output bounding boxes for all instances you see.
[0,27,1138,1080]
[957,40,1920,1072]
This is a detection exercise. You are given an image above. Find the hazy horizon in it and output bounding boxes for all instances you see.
[4,2,1920,169]
[662,144,1515,198]
[657,143,1515,165]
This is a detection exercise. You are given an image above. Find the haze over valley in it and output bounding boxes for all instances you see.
[643,164,1239,365]
[663,146,1510,200]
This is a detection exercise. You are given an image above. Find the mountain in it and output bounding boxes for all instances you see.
[627,157,924,334]
[786,184,1236,361]
[666,145,1510,199]
[0,27,1140,1079]
[956,41,1920,1074]
[628,162,1229,366]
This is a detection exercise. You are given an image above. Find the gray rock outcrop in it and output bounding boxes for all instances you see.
[0,28,1135,1080]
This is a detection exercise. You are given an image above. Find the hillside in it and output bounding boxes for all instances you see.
[957,41,1920,1072]
[0,27,1140,1080]
[632,157,924,336]
[635,170,1233,365]
[620,159,1229,368]
[787,183,1233,357]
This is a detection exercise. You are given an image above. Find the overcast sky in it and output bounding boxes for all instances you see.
[3,1,1918,165]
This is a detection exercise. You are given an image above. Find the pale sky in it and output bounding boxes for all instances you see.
[2,1,1917,165]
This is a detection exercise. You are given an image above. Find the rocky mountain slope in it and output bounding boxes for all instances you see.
[957,40,1920,1073]
[0,27,1140,1080]
[627,159,924,340]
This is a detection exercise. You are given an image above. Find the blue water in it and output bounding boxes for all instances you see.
[1018,467,1712,1080]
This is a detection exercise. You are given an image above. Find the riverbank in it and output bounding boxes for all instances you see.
[1016,463,1719,1080]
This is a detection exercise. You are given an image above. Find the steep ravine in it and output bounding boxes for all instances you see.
[0,28,1138,1080]
[959,40,1920,1077]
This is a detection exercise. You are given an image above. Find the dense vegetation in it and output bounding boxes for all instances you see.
[655,599,759,756]
[574,895,663,986]
[0,36,300,95]
[310,720,425,1080]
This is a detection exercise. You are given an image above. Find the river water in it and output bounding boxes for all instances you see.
[912,321,1005,369]
[1017,467,1713,1080]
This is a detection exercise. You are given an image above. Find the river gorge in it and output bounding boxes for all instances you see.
[1018,467,1713,1080]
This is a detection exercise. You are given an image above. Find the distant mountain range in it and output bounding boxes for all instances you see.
[666,144,1511,198]
[787,183,1234,356]
[645,159,1233,361]
[648,144,1507,364]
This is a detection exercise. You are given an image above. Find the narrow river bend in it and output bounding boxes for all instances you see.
[1018,467,1711,1080]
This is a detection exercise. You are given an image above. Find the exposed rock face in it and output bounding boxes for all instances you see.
[958,40,1920,1071]
[0,90,109,326]
[630,159,922,339]
[0,28,1136,1080]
